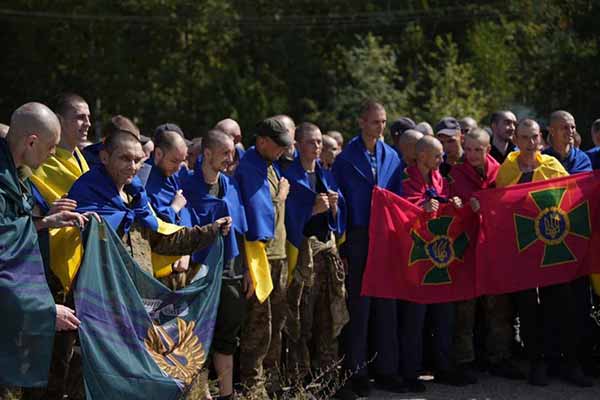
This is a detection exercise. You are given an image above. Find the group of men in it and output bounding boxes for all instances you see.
[1,93,600,400]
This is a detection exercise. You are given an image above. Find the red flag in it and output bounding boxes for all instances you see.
[475,171,600,295]
[361,187,477,303]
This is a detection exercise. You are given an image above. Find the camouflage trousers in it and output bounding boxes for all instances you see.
[453,294,513,364]
[286,240,348,380]
[239,258,288,397]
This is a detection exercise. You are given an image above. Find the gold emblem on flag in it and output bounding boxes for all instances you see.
[144,318,205,384]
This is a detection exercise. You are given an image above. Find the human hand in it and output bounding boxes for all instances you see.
[450,196,463,209]
[48,197,77,215]
[55,304,80,331]
[423,198,439,213]
[278,178,290,201]
[42,211,88,229]
[172,255,190,273]
[214,217,232,236]
[171,190,187,213]
[243,271,255,299]
[469,197,480,213]
[327,191,339,217]
[312,193,330,215]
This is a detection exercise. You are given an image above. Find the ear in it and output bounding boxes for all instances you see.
[25,133,38,149]
[154,147,165,163]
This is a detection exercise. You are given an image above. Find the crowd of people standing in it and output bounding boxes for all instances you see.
[1,94,600,400]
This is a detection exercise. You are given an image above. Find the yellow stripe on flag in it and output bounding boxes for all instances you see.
[244,239,273,303]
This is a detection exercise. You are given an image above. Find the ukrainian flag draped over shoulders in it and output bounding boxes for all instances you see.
[145,160,192,227]
[283,158,346,280]
[332,136,402,229]
[234,147,276,302]
[182,163,248,264]
[496,151,568,188]
[68,164,183,280]
[0,138,56,387]
[29,146,89,292]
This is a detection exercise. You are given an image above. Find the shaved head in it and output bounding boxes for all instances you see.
[215,118,242,144]
[464,128,490,146]
[154,129,187,153]
[322,134,337,150]
[415,122,434,136]
[325,130,344,147]
[397,129,424,167]
[203,129,234,152]
[0,123,8,138]
[416,135,443,156]
[7,102,61,168]
[549,110,575,126]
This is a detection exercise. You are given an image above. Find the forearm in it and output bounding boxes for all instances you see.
[148,224,219,255]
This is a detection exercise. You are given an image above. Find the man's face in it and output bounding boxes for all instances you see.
[359,108,387,140]
[155,143,187,177]
[515,125,542,156]
[205,140,235,173]
[549,116,576,148]
[464,137,489,168]
[492,112,517,141]
[60,102,91,147]
[297,129,322,163]
[26,130,60,169]
[419,144,444,171]
[101,140,145,188]
[321,140,339,168]
[437,133,462,159]
[258,136,286,162]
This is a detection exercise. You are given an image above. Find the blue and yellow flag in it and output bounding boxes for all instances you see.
[235,147,278,302]
[283,158,346,282]
[75,219,223,399]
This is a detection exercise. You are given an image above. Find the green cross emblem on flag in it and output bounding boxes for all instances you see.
[514,187,591,266]
[409,216,469,285]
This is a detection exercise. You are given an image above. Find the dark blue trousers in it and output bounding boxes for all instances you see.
[342,229,399,377]
[401,301,454,380]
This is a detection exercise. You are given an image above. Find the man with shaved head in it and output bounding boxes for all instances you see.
[320,133,340,169]
[489,110,517,163]
[215,118,245,175]
[496,119,591,387]
[459,117,478,135]
[0,102,90,398]
[543,111,591,174]
[449,128,521,383]
[332,100,405,396]
[326,130,344,149]
[182,129,250,400]
[0,123,9,138]
[396,129,423,167]
[401,135,465,392]
[541,111,593,380]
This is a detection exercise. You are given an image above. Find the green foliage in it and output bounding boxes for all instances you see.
[310,33,415,136]
[417,35,491,124]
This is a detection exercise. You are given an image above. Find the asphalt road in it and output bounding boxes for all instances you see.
[370,373,600,400]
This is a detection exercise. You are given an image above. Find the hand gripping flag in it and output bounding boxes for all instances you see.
[475,171,600,295]
[361,186,477,303]
[74,218,223,400]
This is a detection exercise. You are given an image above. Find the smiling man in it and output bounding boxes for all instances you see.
[542,111,591,174]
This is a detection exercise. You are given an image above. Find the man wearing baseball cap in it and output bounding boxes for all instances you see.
[435,117,464,177]
[236,117,292,397]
